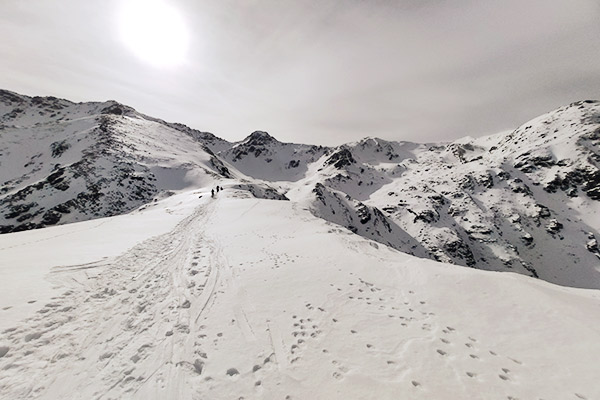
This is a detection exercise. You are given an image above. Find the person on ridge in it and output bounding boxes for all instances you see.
[211,188,215,198]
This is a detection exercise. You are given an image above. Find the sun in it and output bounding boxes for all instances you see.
[118,0,190,68]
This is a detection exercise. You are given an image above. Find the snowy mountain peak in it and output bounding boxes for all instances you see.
[325,148,356,169]
[0,91,234,234]
[243,130,277,145]
[0,89,29,104]
[2,91,600,400]
[355,136,388,147]
[2,89,600,289]
[99,101,136,116]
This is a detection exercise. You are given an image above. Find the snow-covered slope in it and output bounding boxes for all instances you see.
[2,90,600,288]
[1,189,599,400]
[219,130,328,182]
[2,90,600,399]
[0,90,231,233]
[280,101,600,289]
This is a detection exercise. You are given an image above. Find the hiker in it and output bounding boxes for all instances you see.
[216,186,220,193]
[211,188,215,198]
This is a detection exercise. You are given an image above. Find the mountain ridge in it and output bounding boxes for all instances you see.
[2,89,600,288]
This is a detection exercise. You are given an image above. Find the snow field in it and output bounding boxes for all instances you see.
[1,187,599,399]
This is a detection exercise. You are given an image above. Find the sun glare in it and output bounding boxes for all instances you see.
[118,0,190,68]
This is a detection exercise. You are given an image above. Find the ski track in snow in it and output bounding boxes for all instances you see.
[0,202,223,398]
[0,194,598,400]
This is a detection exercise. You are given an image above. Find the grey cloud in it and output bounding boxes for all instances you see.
[0,0,598,146]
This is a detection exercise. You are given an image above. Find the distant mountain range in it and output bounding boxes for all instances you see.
[1,89,599,288]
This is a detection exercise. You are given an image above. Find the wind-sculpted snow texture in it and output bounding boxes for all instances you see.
[1,191,599,400]
[0,90,230,234]
[2,89,600,288]
[218,101,600,289]
[219,130,328,182]
[1,91,600,399]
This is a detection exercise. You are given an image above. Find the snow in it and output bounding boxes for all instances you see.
[0,190,205,332]
[1,187,600,399]
[4,92,600,289]
[220,132,328,182]
[2,91,600,399]
[0,93,223,232]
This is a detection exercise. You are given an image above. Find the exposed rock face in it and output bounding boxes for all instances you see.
[298,101,600,288]
[309,183,430,258]
[245,131,277,145]
[231,133,275,161]
[219,130,328,182]
[2,89,600,288]
[325,148,356,169]
[0,90,231,233]
[231,183,288,201]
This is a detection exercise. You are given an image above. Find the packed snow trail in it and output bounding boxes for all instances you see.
[1,189,600,400]
[0,197,223,399]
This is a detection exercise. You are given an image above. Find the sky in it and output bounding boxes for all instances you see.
[1,0,599,145]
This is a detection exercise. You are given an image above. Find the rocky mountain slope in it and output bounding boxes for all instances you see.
[341,103,600,288]
[2,89,599,288]
[226,101,600,289]
[2,190,599,400]
[0,90,232,233]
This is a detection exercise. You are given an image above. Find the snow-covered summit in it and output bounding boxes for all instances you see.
[282,100,600,289]
[0,91,232,233]
[220,130,329,182]
[2,90,600,288]
[241,130,277,145]
[0,89,137,128]
[1,91,600,399]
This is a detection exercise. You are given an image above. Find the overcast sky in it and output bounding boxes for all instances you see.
[1,0,599,145]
